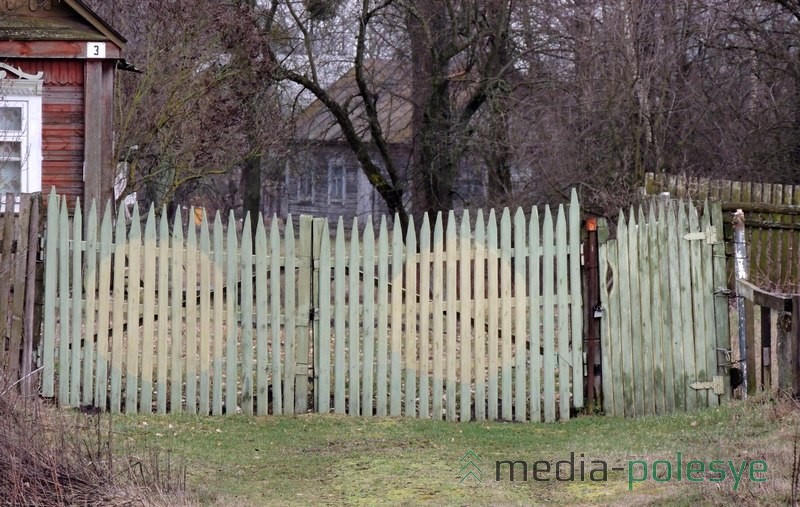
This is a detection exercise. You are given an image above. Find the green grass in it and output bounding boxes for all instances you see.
[109,394,799,506]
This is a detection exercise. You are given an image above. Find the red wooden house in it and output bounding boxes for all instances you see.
[0,0,125,209]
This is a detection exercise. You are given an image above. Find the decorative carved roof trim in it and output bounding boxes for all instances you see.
[0,63,43,96]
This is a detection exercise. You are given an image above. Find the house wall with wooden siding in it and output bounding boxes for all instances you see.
[8,58,85,207]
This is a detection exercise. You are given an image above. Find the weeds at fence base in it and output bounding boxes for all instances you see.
[0,374,194,506]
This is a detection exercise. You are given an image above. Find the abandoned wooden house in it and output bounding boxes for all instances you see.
[287,60,487,223]
[0,0,126,211]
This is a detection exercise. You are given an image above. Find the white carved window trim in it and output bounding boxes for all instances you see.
[0,64,43,213]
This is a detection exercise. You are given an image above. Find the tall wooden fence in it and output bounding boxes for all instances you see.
[644,173,800,290]
[0,193,43,394]
[598,200,730,417]
[40,190,585,422]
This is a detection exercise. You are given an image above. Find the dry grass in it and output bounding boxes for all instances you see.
[0,374,195,506]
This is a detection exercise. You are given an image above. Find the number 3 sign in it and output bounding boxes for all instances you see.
[87,42,106,58]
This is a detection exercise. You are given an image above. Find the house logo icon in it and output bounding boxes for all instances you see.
[459,450,482,483]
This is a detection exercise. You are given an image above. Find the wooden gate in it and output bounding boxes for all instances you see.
[598,200,730,417]
[39,190,585,422]
[0,193,44,394]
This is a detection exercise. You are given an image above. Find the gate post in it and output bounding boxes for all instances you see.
[311,218,326,412]
[295,215,313,413]
[583,217,601,410]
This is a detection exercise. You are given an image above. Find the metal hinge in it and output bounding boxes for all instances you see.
[690,376,725,395]
[683,226,719,245]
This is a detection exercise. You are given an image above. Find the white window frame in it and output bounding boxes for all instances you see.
[0,64,43,212]
[328,160,345,204]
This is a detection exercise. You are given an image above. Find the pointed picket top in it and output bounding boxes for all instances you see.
[543,204,553,234]
[127,201,139,236]
[405,214,416,251]
[143,204,156,241]
[335,216,345,256]
[616,207,626,231]
[487,208,497,244]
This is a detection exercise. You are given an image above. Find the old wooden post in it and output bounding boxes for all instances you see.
[583,217,601,409]
[733,210,750,397]
[777,311,793,392]
[295,215,313,413]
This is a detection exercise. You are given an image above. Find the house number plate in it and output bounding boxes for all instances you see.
[87,42,106,58]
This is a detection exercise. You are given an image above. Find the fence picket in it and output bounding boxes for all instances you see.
[95,203,112,409]
[616,213,634,417]
[418,215,431,418]
[637,207,655,416]
[83,202,97,405]
[376,217,389,416]
[110,202,126,412]
[459,211,472,422]
[432,213,444,420]
[656,203,674,414]
[626,208,644,417]
[701,202,718,407]
[542,207,556,422]
[349,218,361,416]
[270,218,282,414]
[125,205,141,414]
[486,211,499,419]
[361,217,375,416]
[213,213,225,415]
[169,211,184,414]
[688,203,707,407]
[284,216,296,414]
[677,202,697,410]
[295,216,312,413]
[405,217,417,417]
[141,207,156,413]
[255,216,268,416]
[69,199,82,407]
[556,205,570,421]
[42,190,59,397]
[55,197,72,406]
[241,215,254,415]
[499,209,512,421]
[513,208,526,422]
[445,211,458,421]
[184,211,197,414]
[528,207,541,422]
[390,217,403,417]
[666,203,686,411]
[317,218,331,413]
[157,210,169,414]
[568,190,583,409]
[225,212,238,414]
[333,218,346,414]
[647,205,666,414]
[199,212,212,415]
[473,211,486,421]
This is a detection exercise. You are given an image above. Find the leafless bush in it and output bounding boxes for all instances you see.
[0,376,193,506]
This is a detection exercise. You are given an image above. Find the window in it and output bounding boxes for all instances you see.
[296,171,314,202]
[0,64,43,211]
[328,162,345,204]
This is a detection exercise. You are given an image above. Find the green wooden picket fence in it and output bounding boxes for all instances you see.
[40,190,585,422]
[598,199,730,417]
